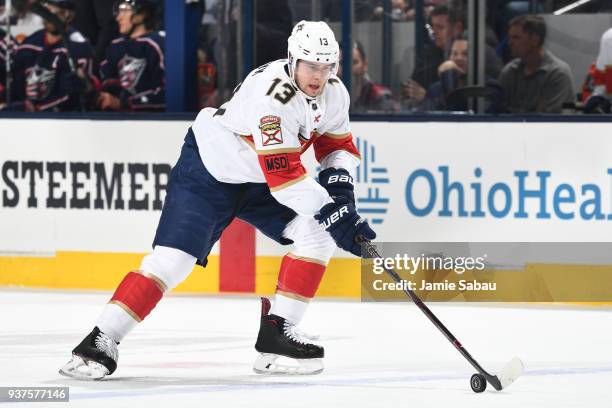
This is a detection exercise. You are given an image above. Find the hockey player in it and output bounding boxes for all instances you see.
[97,0,164,111]
[10,0,95,112]
[584,28,612,114]
[59,20,375,379]
[0,13,13,106]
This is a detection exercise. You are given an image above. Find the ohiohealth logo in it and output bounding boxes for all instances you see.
[405,166,612,220]
[355,137,390,225]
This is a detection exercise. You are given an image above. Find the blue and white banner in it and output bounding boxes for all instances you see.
[339,122,612,243]
[1,119,611,257]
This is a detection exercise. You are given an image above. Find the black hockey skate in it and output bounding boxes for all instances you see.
[253,297,324,375]
[59,327,118,380]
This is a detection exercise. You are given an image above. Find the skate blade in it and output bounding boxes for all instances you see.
[58,355,110,380]
[253,353,323,375]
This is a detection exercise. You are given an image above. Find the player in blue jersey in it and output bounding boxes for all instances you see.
[97,0,164,111]
[0,0,16,106]
[11,0,95,112]
[0,22,14,106]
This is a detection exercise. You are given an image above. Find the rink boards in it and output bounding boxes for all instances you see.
[1,118,612,298]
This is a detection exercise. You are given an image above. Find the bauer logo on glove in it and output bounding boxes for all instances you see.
[318,168,355,203]
[318,205,349,230]
[314,197,376,257]
[327,173,353,184]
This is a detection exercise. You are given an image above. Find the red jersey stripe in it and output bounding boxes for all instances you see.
[313,132,361,163]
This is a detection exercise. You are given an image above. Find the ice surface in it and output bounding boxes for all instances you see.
[1,290,610,407]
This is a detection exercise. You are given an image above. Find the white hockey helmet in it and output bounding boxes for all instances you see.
[287,21,339,93]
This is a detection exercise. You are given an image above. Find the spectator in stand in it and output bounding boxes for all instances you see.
[374,0,415,21]
[390,0,414,21]
[582,27,612,114]
[498,15,574,113]
[421,34,504,112]
[10,0,95,112]
[196,47,218,109]
[338,41,398,113]
[71,0,118,71]
[352,41,398,112]
[402,4,463,107]
[2,0,45,43]
[97,0,164,111]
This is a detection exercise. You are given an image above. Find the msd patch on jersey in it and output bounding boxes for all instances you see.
[259,115,283,146]
[263,154,290,173]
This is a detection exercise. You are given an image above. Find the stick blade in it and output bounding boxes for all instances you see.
[497,357,524,389]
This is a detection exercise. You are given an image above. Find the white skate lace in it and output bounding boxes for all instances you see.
[94,332,118,362]
[293,326,320,341]
[283,322,320,343]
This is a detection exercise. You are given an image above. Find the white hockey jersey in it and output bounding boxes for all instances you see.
[192,59,361,216]
[594,28,612,97]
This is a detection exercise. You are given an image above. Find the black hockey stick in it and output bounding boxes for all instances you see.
[357,237,523,392]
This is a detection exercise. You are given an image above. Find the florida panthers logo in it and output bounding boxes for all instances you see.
[118,55,146,94]
[259,115,283,146]
[25,65,56,101]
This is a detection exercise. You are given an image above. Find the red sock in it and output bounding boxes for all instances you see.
[276,254,326,299]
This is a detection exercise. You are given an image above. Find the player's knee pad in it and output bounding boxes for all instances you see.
[139,245,197,291]
[109,246,196,322]
[283,215,336,264]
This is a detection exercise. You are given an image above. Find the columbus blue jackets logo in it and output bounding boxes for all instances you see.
[259,115,283,146]
[118,55,146,94]
[25,65,56,100]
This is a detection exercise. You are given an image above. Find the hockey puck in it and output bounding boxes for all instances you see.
[470,373,487,393]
